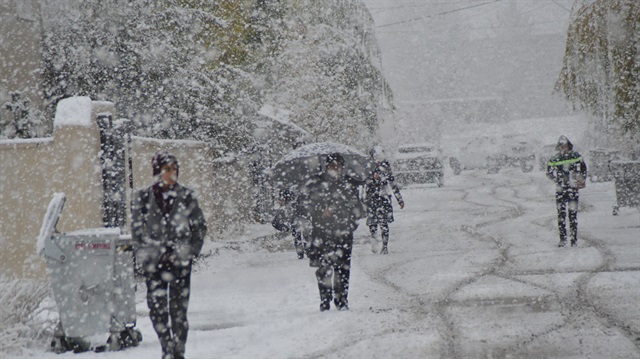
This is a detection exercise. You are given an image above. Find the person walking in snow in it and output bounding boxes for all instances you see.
[297,153,365,311]
[273,189,307,259]
[546,136,587,247]
[132,150,207,359]
[365,146,404,254]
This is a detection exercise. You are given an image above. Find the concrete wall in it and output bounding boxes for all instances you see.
[1,98,107,278]
[127,136,254,238]
[1,97,254,279]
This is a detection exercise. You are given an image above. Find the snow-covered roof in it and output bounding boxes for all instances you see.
[131,135,207,147]
[257,104,309,135]
[0,137,53,146]
[53,96,94,128]
[213,156,237,164]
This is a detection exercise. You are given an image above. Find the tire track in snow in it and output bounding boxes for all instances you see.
[355,173,520,358]
[521,178,640,350]
[478,173,596,353]
[341,171,571,357]
[481,172,640,353]
[360,252,455,358]
[441,172,567,357]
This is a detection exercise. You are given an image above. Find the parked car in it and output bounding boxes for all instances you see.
[392,143,444,186]
[455,135,501,171]
[486,140,535,174]
[537,144,558,171]
[453,135,535,174]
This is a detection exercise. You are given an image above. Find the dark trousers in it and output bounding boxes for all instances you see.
[292,227,305,256]
[555,189,579,243]
[145,259,192,359]
[369,223,389,245]
[315,233,353,309]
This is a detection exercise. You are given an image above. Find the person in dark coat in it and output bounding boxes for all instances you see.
[275,189,307,259]
[132,150,208,359]
[365,146,404,254]
[546,136,587,247]
[297,153,365,311]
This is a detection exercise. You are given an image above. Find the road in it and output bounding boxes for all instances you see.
[348,168,640,358]
[52,168,639,359]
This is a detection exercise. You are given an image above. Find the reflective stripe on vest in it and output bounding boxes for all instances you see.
[547,157,582,166]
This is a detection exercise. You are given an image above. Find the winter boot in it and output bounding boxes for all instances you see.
[334,298,349,311]
[558,234,567,247]
[381,244,388,255]
[173,337,186,359]
[161,340,175,359]
[570,240,578,247]
[320,300,331,312]
[158,329,174,359]
[295,243,305,259]
[370,233,379,254]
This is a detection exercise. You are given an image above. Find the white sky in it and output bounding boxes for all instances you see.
[365,0,581,148]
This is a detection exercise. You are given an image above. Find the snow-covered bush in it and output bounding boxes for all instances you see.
[40,0,389,152]
[0,275,55,356]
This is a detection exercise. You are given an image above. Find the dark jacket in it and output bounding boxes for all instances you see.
[297,174,364,240]
[365,161,403,225]
[132,183,207,273]
[547,150,587,192]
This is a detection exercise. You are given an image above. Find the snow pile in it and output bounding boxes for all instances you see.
[53,97,93,128]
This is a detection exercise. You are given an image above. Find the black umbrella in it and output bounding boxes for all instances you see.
[267,142,375,190]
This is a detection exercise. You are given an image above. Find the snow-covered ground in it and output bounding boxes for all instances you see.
[22,163,639,358]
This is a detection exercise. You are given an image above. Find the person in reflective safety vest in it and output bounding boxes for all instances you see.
[546,135,587,247]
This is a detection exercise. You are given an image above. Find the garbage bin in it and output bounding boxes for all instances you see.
[610,161,640,215]
[37,193,142,353]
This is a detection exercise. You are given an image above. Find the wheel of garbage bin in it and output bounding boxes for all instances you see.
[50,336,70,354]
[131,329,143,346]
[68,337,91,353]
[120,328,142,347]
[50,322,71,353]
[107,333,122,351]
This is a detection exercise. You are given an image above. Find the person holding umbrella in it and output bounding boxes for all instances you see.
[365,146,404,254]
[297,152,365,311]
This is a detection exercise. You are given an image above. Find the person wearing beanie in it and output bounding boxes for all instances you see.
[297,152,365,311]
[132,150,207,359]
[546,136,587,247]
